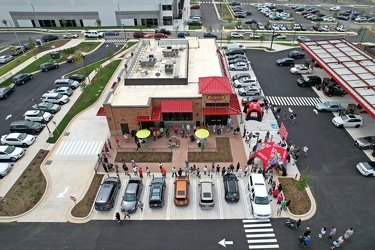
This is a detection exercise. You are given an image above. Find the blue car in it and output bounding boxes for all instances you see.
[177,32,186,38]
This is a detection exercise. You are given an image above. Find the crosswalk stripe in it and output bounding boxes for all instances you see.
[55,140,103,155]
[265,96,322,106]
[245,228,274,233]
[244,223,272,228]
[243,219,270,223]
[248,239,278,243]
[105,39,126,44]
[249,244,279,249]
[246,233,275,238]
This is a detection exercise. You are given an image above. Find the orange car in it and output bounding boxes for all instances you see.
[174,176,190,206]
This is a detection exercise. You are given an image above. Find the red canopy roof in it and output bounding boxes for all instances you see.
[136,107,161,122]
[161,100,193,113]
[199,76,233,94]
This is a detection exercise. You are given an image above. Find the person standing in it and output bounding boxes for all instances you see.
[244,166,248,176]
[137,200,144,212]
[319,227,327,238]
[178,168,183,177]
[213,124,216,133]
[277,207,282,216]
[278,183,282,192]
[138,167,143,178]
[146,166,150,177]
[242,126,247,138]
[328,226,337,239]
[123,210,130,219]
[107,140,112,149]
[131,158,136,166]
[292,113,297,123]
[115,212,121,223]
[114,162,119,174]
[216,165,220,175]
[123,163,129,176]
[102,162,108,173]
[344,228,353,240]
[283,111,287,120]
[212,162,215,173]
[297,236,305,248]
[115,137,120,147]
[303,227,311,237]
[268,175,274,184]
[221,166,226,176]
[303,236,311,247]
[203,166,207,175]
[302,146,308,156]
[293,153,300,165]
[296,219,302,228]
[133,165,138,176]
[172,167,176,177]
[237,167,242,177]
[153,131,157,141]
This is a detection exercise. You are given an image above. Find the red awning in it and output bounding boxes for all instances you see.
[161,100,193,113]
[136,107,161,122]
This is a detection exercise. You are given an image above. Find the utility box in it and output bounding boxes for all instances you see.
[50,51,60,60]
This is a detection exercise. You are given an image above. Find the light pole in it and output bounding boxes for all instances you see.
[220,25,223,50]
[292,29,297,45]
[52,121,59,136]
[122,24,127,41]
[269,29,275,51]
[3,19,24,54]
[31,99,53,138]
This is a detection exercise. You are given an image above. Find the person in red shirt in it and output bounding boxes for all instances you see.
[273,189,279,198]
[138,167,143,178]
[161,167,167,177]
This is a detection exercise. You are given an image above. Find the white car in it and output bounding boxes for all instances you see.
[355,16,367,22]
[230,32,243,38]
[48,87,74,96]
[1,133,36,146]
[290,65,312,74]
[330,6,340,11]
[275,34,286,39]
[271,24,280,31]
[356,162,375,176]
[332,114,364,128]
[63,33,79,39]
[249,33,260,39]
[24,110,52,123]
[336,26,346,32]
[229,62,248,71]
[0,163,12,178]
[0,145,25,161]
[323,16,335,22]
[233,77,258,88]
[238,86,262,96]
[0,55,13,64]
[321,25,330,31]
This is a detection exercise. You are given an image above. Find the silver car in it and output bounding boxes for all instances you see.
[63,33,78,39]
[229,62,248,71]
[238,86,262,96]
[0,163,12,178]
[0,145,25,161]
[121,177,143,213]
[1,133,36,146]
[199,179,215,209]
[315,101,345,112]
[0,55,13,64]
[48,87,74,96]
[354,136,375,150]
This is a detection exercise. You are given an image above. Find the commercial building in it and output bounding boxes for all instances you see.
[0,0,185,28]
[103,38,242,135]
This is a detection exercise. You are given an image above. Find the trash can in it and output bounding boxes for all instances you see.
[50,51,60,60]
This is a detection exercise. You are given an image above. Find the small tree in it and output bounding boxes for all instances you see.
[259,34,266,47]
[227,17,233,24]
[28,36,35,50]
[1,19,8,29]
[61,18,68,33]
[200,141,206,153]
[333,11,339,18]
[183,20,187,32]
[174,25,180,34]
[96,18,102,28]
[295,174,308,191]
[207,25,213,32]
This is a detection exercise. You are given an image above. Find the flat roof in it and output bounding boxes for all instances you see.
[299,39,375,119]
[110,38,222,106]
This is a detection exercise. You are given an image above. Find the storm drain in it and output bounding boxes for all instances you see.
[45,160,52,165]
[64,132,70,136]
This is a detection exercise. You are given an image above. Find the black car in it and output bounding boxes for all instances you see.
[228,54,247,61]
[276,58,295,66]
[297,76,322,87]
[12,73,33,85]
[229,58,248,64]
[155,29,171,35]
[9,120,43,134]
[235,12,246,18]
[42,35,58,42]
[309,9,320,14]
[104,30,119,36]
[67,74,86,83]
[203,32,217,38]
[241,95,267,106]
[295,7,305,11]
[149,177,166,208]
[313,25,324,32]
[0,85,15,99]
[40,62,59,72]
[337,15,349,20]
[245,19,257,24]
[288,51,305,59]
[94,177,121,211]
[223,173,240,202]
[323,85,347,97]
[232,73,251,82]
[300,24,307,31]
[339,11,350,16]
[244,10,252,16]
[229,1,241,6]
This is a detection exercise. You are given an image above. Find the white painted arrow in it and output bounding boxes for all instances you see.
[313,109,318,114]
[218,239,234,248]
[57,187,69,198]
[288,108,293,113]
[5,114,12,120]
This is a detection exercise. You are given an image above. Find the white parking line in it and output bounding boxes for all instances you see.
[166,178,174,220]
[216,178,224,219]
[140,178,150,220]
[240,179,252,219]
[114,178,128,219]
[192,178,197,220]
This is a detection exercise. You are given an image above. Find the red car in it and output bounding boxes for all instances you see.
[233,9,244,12]
[190,4,200,9]
[142,34,153,38]
[66,55,75,63]
[154,33,167,38]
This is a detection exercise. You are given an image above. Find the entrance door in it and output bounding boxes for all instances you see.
[120,123,129,134]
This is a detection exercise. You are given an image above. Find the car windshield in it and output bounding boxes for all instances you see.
[303,77,309,81]
[17,133,27,140]
[25,121,34,127]
[255,196,270,205]
[4,146,15,154]
[55,94,63,99]
[123,193,136,202]
[340,116,350,121]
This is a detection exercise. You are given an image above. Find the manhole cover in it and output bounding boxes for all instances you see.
[45,160,52,165]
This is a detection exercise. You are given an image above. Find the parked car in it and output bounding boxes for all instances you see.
[149,176,166,208]
[356,162,375,176]
[296,36,311,42]
[0,55,13,64]
[12,73,33,85]
[1,133,36,146]
[330,6,340,11]
[154,33,168,38]
[313,25,325,32]
[0,163,12,179]
[66,54,75,63]
[249,33,260,39]
[355,16,367,22]
[323,85,346,97]
[177,32,186,38]
[249,173,271,219]
[199,178,215,209]
[133,32,146,38]
[229,58,248,65]
[336,26,346,32]
[105,30,119,36]
[41,93,70,105]
[223,173,240,202]
[230,32,244,38]
[42,35,58,42]
[290,65,312,74]
[190,4,200,9]
[297,75,322,87]
[23,110,52,123]
[40,62,59,72]
[155,28,171,35]
[315,101,345,112]
[67,74,86,83]
[288,51,305,59]
[48,87,74,96]
[354,136,375,150]
[257,22,265,29]
[238,86,262,96]
[235,12,246,18]
[332,114,364,128]
[241,95,267,106]
[275,34,287,39]
[232,73,251,82]
[228,54,247,61]
[337,15,349,21]
[174,175,190,206]
[203,32,217,38]
[63,33,78,39]
[32,102,61,114]
[9,120,43,134]
[276,58,295,66]
[0,145,25,161]
[121,177,143,213]
[323,16,335,22]
[0,85,15,99]
[94,177,121,211]
[229,62,248,71]
[233,77,257,88]
[225,48,245,56]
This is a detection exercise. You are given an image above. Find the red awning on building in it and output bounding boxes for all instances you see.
[203,94,242,115]
[136,107,161,122]
[161,100,193,113]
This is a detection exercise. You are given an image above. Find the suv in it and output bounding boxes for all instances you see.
[42,35,58,42]
[225,48,245,56]
[297,75,322,87]
[323,85,346,97]
[40,62,59,72]
[276,58,295,66]
[223,173,240,202]
[199,178,215,209]
[24,110,52,123]
[232,73,251,82]
[0,145,25,162]
[94,177,121,211]
[354,136,375,150]
[41,93,70,105]
[54,79,79,90]
[12,73,33,85]
[249,174,271,219]
[121,177,143,213]
[288,51,305,59]
[233,77,258,88]
[230,32,244,38]
[10,120,43,134]
[149,177,166,208]
[174,175,190,206]
[84,30,104,38]
[0,163,12,178]
[48,87,73,96]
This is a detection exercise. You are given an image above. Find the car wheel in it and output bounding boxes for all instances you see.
[321,109,326,112]
[363,146,369,150]
[55,65,59,68]
[4,143,9,146]
[59,101,65,105]
[21,81,25,85]
[10,157,17,162]
[241,93,246,96]
[243,68,247,71]
[338,125,344,128]
[4,94,8,98]
[341,93,345,97]
[328,93,332,97]
[294,72,298,75]
[355,124,360,128]
[22,143,28,146]
[30,76,33,79]
[237,85,241,88]
[45,68,49,71]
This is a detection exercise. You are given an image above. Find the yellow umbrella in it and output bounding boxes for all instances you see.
[136,129,151,139]
[195,129,209,139]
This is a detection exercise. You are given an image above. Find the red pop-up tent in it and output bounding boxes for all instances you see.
[243,102,263,122]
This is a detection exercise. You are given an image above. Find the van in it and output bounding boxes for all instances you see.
[54,79,79,90]
[84,30,104,38]
[248,173,271,219]
[41,93,70,105]
[199,178,215,209]
[94,177,121,211]
[227,42,246,50]
[174,175,190,206]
